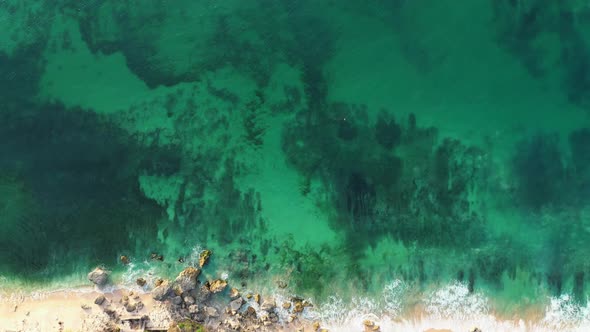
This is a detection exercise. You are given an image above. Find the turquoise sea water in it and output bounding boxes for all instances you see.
[1,0,590,329]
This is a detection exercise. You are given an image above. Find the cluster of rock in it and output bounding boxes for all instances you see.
[86,250,338,331]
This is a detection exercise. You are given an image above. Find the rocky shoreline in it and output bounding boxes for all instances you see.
[83,250,338,332]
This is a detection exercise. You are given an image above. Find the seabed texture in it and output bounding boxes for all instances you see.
[1,1,590,331]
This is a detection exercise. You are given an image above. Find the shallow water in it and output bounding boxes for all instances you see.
[1,0,590,329]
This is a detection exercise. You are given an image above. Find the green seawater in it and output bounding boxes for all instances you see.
[1,0,590,327]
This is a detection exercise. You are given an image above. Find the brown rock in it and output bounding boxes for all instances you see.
[253,293,260,304]
[229,287,240,299]
[277,280,288,289]
[155,278,164,287]
[120,255,130,265]
[293,300,304,313]
[175,267,201,293]
[282,302,291,309]
[313,322,320,331]
[136,278,147,287]
[363,320,380,332]
[94,295,106,305]
[152,280,172,301]
[207,279,227,293]
[199,249,212,267]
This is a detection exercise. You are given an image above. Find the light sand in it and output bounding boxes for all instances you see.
[0,288,157,332]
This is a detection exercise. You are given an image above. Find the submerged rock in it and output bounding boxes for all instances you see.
[87,267,109,286]
[153,280,172,301]
[136,278,147,287]
[199,249,212,267]
[175,267,200,293]
[120,255,130,265]
[151,252,164,261]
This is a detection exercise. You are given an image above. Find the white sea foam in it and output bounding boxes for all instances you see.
[425,281,489,320]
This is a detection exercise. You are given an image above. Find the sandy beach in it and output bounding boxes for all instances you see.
[0,288,160,332]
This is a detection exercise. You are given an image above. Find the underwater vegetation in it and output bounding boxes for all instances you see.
[0,100,185,276]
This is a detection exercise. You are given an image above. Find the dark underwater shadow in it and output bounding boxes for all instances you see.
[0,102,178,280]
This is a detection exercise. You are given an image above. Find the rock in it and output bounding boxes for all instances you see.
[313,322,321,331]
[204,306,219,318]
[253,294,260,304]
[136,302,144,311]
[188,304,199,314]
[167,325,181,332]
[126,302,137,312]
[183,295,195,305]
[293,301,304,313]
[207,279,227,293]
[155,278,164,287]
[94,295,106,305]
[120,255,130,265]
[191,285,211,303]
[199,249,212,267]
[229,297,243,313]
[260,298,276,311]
[225,318,240,330]
[277,280,287,289]
[81,304,91,310]
[245,306,257,318]
[282,302,291,309]
[363,320,380,332]
[87,267,109,286]
[136,278,147,287]
[269,312,279,323]
[229,288,240,299]
[175,267,200,293]
[151,252,164,261]
[469,328,483,332]
[171,296,183,305]
[152,280,172,301]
